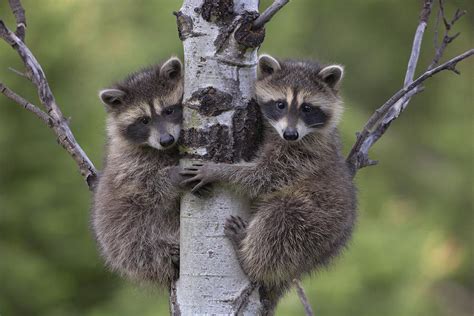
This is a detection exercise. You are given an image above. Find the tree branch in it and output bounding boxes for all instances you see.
[403,0,433,86]
[294,280,314,316]
[429,0,466,70]
[8,0,26,42]
[347,48,473,172]
[232,282,258,314]
[252,0,290,29]
[347,0,472,174]
[0,3,98,189]
[0,82,52,125]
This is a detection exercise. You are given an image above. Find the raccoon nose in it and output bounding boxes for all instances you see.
[283,129,299,141]
[159,134,175,147]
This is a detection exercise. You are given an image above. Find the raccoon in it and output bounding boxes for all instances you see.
[92,57,184,287]
[182,55,357,312]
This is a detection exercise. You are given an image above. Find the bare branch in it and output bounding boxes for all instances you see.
[233,282,258,314]
[169,281,180,316]
[252,0,289,29]
[394,0,434,116]
[294,280,314,316]
[0,82,52,125]
[0,19,98,189]
[8,66,29,79]
[429,0,466,70]
[404,0,433,85]
[347,49,473,172]
[8,0,26,42]
[347,0,471,175]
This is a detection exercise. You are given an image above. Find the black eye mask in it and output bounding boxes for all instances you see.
[124,118,150,143]
[301,106,329,128]
[260,100,287,122]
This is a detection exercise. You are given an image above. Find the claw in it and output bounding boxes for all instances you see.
[179,170,198,176]
[169,246,180,255]
[192,184,213,198]
[191,181,208,194]
[224,215,247,248]
[181,175,202,185]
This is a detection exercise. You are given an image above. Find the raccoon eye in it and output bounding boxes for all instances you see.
[140,117,150,125]
[164,107,174,115]
[302,103,313,113]
[275,101,286,110]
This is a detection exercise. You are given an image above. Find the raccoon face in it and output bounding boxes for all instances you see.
[256,55,344,142]
[99,57,184,150]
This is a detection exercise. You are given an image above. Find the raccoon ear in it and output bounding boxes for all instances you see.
[99,89,126,109]
[257,54,281,80]
[159,57,183,80]
[318,65,344,89]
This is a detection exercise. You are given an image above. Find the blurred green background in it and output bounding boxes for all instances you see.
[0,0,472,315]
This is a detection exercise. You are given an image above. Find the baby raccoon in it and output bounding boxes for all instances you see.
[92,57,184,287]
[182,55,357,311]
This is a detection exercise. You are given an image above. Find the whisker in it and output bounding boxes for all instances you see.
[309,122,325,128]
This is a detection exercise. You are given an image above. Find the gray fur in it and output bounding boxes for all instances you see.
[182,56,356,312]
[92,57,184,287]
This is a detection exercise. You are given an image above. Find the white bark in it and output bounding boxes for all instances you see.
[175,0,262,314]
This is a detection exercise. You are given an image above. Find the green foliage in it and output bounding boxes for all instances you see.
[0,1,472,315]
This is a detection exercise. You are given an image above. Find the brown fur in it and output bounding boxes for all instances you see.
[183,55,356,312]
[91,58,184,287]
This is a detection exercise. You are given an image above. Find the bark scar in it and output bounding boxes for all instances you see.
[201,0,234,23]
[186,86,233,116]
[235,11,265,48]
[174,11,205,41]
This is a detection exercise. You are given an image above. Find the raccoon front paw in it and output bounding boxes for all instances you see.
[168,166,188,190]
[180,162,220,194]
[224,215,248,249]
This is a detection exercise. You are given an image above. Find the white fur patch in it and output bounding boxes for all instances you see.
[153,99,164,114]
[268,118,288,139]
[286,88,294,109]
[147,129,163,150]
[159,84,184,112]
[119,103,151,124]
[255,82,286,104]
[296,120,314,140]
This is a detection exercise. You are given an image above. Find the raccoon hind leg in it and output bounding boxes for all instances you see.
[224,215,248,250]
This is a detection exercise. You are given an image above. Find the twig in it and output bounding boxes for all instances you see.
[233,282,258,315]
[347,0,471,175]
[169,281,181,316]
[394,0,434,115]
[8,0,26,42]
[294,280,314,316]
[0,3,98,189]
[347,48,473,172]
[8,66,29,79]
[429,0,466,70]
[252,0,290,29]
[0,82,52,125]
[404,0,433,86]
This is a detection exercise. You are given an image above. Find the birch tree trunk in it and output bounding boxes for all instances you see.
[173,0,265,314]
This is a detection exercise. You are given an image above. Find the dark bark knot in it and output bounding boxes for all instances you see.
[181,124,233,163]
[186,87,233,117]
[201,0,234,24]
[235,11,265,48]
[232,99,264,162]
[174,11,193,41]
[180,100,263,163]
[174,11,205,41]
